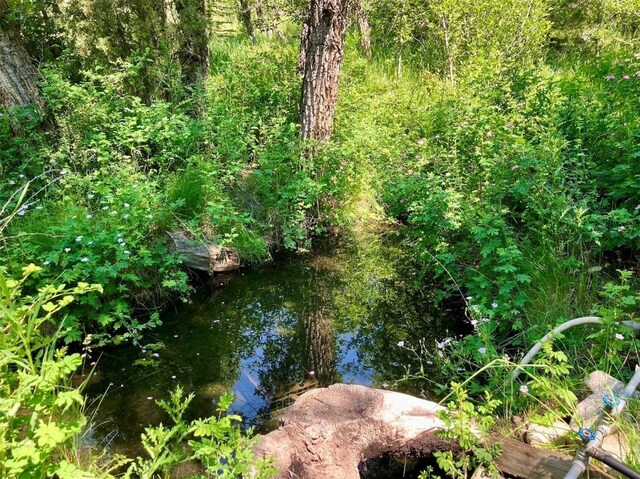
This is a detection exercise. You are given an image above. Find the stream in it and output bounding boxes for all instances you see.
[83,233,466,458]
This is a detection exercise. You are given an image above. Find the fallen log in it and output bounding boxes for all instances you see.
[167,232,240,273]
[251,384,453,479]
[251,384,615,479]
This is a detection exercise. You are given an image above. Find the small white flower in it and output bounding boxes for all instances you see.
[124,250,131,255]
[110,210,117,215]
[397,340,405,347]
[75,236,83,242]
[43,260,50,265]
[123,214,129,219]
[102,206,109,210]
[146,214,153,219]
[124,203,130,208]
[18,174,25,178]
[309,370,315,376]
[426,360,433,365]
[64,247,71,252]
[17,209,26,216]
[120,242,126,247]
[470,319,478,327]
[491,302,498,308]
[618,226,626,233]
[436,338,452,349]
[81,257,89,263]
[88,241,93,245]
[478,347,487,354]
[465,296,473,301]
[147,396,153,400]
[88,194,95,199]
[8,180,15,185]
[481,317,490,323]
[171,375,176,379]
[615,333,624,340]
[519,384,529,394]
[86,214,93,219]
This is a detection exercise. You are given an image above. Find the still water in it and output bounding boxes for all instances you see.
[84,234,464,457]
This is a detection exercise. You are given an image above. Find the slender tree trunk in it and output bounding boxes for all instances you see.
[0,0,43,110]
[352,2,371,58]
[299,0,349,142]
[238,0,256,43]
[441,14,455,86]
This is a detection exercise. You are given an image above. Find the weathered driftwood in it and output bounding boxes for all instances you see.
[491,437,614,479]
[251,384,454,479]
[252,384,614,479]
[167,232,240,273]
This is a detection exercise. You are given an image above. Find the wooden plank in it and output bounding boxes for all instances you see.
[492,438,614,479]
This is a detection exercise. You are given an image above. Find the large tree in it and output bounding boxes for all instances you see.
[0,0,44,110]
[299,0,349,142]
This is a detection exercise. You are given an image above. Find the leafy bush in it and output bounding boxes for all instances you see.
[0,265,107,479]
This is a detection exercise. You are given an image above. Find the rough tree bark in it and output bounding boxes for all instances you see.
[0,0,44,110]
[251,384,453,479]
[299,0,349,142]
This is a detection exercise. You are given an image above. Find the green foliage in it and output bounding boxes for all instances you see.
[125,388,275,479]
[0,265,112,479]
[369,0,549,82]
[434,382,502,479]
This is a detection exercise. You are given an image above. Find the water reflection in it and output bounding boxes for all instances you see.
[84,234,463,456]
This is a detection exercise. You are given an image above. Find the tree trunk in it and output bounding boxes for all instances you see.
[441,14,455,86]
[299,0,349,142]
[352,2,371,58]
[238,0,256,43]
[0,0,44,111]
[176,0,210,83]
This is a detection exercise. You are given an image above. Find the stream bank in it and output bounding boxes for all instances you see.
[83,234,467,458]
